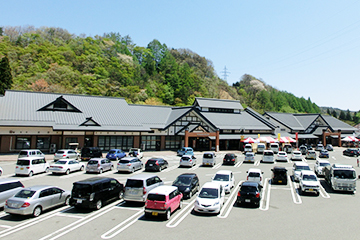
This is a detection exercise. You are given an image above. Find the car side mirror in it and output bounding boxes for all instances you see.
[262,172,264,174]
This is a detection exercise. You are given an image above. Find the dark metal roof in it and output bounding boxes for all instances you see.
[194,98,243,110]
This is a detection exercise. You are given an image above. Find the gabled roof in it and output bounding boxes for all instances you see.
[245,108,276,130]
[322,115,357,132]
[193,98,243,110]
[294,114,320,129]
[264,112,304,131]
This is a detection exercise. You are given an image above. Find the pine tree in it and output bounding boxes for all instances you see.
[0,55,13,95]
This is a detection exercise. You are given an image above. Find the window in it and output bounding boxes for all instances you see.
[36,137,50,149]
[208,108,234,113]
[141,136,160,150]
[165,136,182,150]
[65,138,78,149]
[0,181,23,192]
[98,136,133,151]
[16,137,31,149]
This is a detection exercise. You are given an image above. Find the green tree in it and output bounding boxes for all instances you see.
[345,109,352,121]
[0,55,13,95]
[331,109,338,118]
[339,110,346,120]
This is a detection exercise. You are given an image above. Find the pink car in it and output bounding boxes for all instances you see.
[144,186,183,220]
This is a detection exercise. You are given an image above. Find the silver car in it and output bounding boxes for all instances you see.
[4,185,71,217]
[86,158,113,174]
[0,179,24,208]
[124,174,163,202]
[117,157,143,173]
[54,149,79,161]
[180,155,197,167]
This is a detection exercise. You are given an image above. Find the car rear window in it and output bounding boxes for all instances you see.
[181,157,190,161]
[72,184,93,195]
[241,186,257,192]
[17,159,30,166]
[320,162,330,167]
[264,152,274,156]
[147,160,157,164]
[15,190,36,198]
[224,154,235,160]
[126,179,143,188]
[245,153,253,156]
[147,194,166,201]
[88,160,99,164]
[120,160,130,163]
[203,154,213,158]
[248,172,260,177]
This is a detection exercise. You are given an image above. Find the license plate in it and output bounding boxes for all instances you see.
[245,199,251,203]
[278,180,282,183]
[206,163,210,165]
[77,199,82,203]
[149,164,153,166]
[152,212,158,216]
[309,189,313,191]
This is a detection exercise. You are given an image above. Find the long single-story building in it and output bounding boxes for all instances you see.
[0,90,356,153]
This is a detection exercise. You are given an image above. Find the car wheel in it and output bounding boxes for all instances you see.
[0,170,2,176]
[80,166,84,171]
[131,168,135,173]
[45,167,49,173]
[118,191,124,200]
[65,196,70,205]
[178,200,183,209]
[99,169,103,174]
[95,200,102,210]
[165,209,171,220]
[110,165,114,170]
[33,206,42,217]
[65,169,70,175]
[188,191,192,199]
[28,171,34,177]
[158,166,162,172]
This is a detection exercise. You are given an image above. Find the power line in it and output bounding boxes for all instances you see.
[221,66,230,81]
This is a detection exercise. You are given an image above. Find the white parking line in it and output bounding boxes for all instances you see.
[319,185,330,198]
[101,210,143,239]
[218,180,242,219]
[259,178,271,211]
[188,164,200,171]
[0,225,11,229]
[234,161,242,168]
[212,162,222,169]
[254,160,260,166]
[56,213,85,219]
[166,198,197,228]
[288,175,302,204]
[59,171,85,179]
[332,156,336,160]
[163,165,178,173]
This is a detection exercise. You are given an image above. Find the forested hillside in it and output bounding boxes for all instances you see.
[0,26,322,115]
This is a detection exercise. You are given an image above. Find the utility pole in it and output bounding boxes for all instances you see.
[221,66,230,81]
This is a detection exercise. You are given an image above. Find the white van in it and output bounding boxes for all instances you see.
[257,143,266,154]
[244,144,253,153]
[15,157,50,177]
[262,150,275,163]
[270,143,279,154]
[202,152,216,166]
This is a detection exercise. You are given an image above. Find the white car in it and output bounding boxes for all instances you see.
[246,168,263,185]
[211,170,235,193]
[262,150,274,163]
[244,152,255,163]
[50,159,85,175]
[244,144,253,152]
[129,148,143,159]
[180,155,196,167]
[194,182,225,214]
[18,149,45,160]
[299,170,320,196]
[54,149,79,161]
[276,151,288,162]
[291,151,302,161]
[15,157,50,177]
[292,162,311,182]
[0,166,3,176]
[314,159,331,176]
[306,150,317,160]
[202,152,216,166]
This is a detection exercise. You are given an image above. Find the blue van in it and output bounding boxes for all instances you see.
[177,147,194,156]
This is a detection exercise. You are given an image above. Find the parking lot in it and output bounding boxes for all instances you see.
[0,147,360,240]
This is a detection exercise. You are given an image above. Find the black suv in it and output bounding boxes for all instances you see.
[69,177,124,210]
[343,148,360,157]
[223,153,238,165]
[145,158,168,172]
[236,181,262,207]
[172,173,200,199]
[271,166,288,185]
[81,147,102,161]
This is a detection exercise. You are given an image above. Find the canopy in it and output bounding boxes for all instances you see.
[256,136,278,143]
[279,137,296,143]
[341,136,359,142]
[241,137,258,143]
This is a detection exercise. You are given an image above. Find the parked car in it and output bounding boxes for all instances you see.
[0,179,24,208]
[124,174,163,202]
[117,157,143,173]
[256,143,266,154]
[299,170,320,196]
[179,155,197,167]
[0,166,3,176]
[244,152,255,163]
[202,152,216,166]
[144,186,183,220]
[276,151,288,162]
[54,149,79,162]
[314,159,331,176]
[299,145,307,155]
[306,150,317,160]
[271,166,288,185]
[244,144,253,153]
[129,148,143,159]
[50,159,85,175]
[193,182,225,214]
[145,158,168,172]
[172,173,200,199]
[223,153,238,165]
[246,168,263,185]
[106,149,126,160]
[5,185,71,217]
[270,143,279,154]
[316,144,324,151]
[326,144,334,151]
[319,149,329,158]
[212,170,235,193]
[81,147,102,161]
[291,151,303,161]
[283,144,293,153]
[292,162,311,182]
[86,158,113,174]
[70,177,124,210]
[262,150,275,163]
[236,181,262,207]
[343,148,360,157]
[177,147,194,156]
[15,157,50,177]
[18,149,45,160]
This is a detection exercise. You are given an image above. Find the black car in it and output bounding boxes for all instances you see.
[145,158,168,172]
[81,147,102,161]
[223,153,238,165]
[299,145,307,155]
[172,173,199,199]
[343,148,360,157]
[69,177,124,210]
[236,181,262,207]
[271,166,288,185]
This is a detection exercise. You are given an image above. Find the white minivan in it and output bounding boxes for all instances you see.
[15,157,50,177]
[257,143,266,154]
[270,143,279,154]
[244,144,253,153]
[202,152,216,166]
[262,150,275,163]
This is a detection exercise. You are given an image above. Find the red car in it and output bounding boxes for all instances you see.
[144,186,183,220]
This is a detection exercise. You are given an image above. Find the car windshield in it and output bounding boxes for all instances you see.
[126,179,143,188]
[320,162,330,167]
[15,190,36,198]
[108,150,116,154]
[199,188,218,199]
[333,170,356,179]
[296,166,310,171]
[173,176,192,186]
[147,194,166,201]
[302,175,317,181]
[17,159,30,166]
[55,161,67,165]
[213,174,229,181]
[203,154,213,158]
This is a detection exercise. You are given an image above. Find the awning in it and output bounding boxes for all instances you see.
[256,136,278,143]
[279,137,296,143]
[341,136,359,142]
[241,137,259,143]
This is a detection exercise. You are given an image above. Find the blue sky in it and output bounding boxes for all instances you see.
[2,0,360,111]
